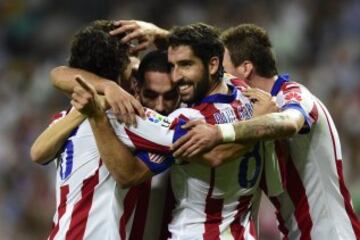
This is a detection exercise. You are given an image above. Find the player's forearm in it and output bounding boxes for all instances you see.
[231,112,301,143]
[89,114,150,188]
[50,66,115,95]
[197,143,252,167]
[30,109,85,164]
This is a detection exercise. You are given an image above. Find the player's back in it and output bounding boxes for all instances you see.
[168,85,270,240]
[269,75,360,239]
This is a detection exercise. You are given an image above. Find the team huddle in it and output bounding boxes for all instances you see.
[30,19,360,240]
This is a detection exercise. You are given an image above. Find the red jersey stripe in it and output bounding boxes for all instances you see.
[270,197,289,239]
[230,195,252,239]
[319,103,360,238]
[203,168,223,240]
[49,185,69,240]
[286,158,312,240]
[65,169,100,240]
[159,178,175,240]
[129,180,152,240]
[119,185,141,240]
[125,129,169,154]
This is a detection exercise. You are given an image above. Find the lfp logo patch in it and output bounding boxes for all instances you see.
[145,109,165,124]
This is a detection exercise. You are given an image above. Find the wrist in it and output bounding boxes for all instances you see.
[217,123,236,143]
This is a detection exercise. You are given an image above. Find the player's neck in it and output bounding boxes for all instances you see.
[207,80,228,96]
[250,75,277,93]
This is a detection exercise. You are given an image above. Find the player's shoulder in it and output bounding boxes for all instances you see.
[279,80,315,101]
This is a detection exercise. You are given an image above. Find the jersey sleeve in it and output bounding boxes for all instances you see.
[109,108,195,154]
[276,82,318,134]
[49,110,67,126]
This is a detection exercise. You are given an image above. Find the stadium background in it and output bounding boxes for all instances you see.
[0,0,359,239]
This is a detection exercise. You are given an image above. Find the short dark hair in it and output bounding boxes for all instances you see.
[168,23,224,81]
[136,50,170,86]
[221,24,278,78]
[69,20,130,81]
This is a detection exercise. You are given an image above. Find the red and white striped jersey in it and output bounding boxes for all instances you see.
[48,80,278,240]
[166,85,273,240]
[47,109,186,240]
[266,74,360,239]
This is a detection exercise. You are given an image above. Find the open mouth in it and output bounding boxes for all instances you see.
[178,82,194,95]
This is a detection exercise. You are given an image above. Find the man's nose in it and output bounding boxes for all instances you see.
[171,66,182,84]
[155,97,165,113]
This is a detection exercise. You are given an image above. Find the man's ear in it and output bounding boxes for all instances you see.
[241,60,253,79]
[208,56,220,76]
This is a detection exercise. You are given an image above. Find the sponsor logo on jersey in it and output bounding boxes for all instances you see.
[214,108,237,124]
[238,102,253,120]
[145,109,171,128]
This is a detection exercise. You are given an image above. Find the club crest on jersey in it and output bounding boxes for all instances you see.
[149,153,166,164]
[145,109,171,128]
[284,92,302,103]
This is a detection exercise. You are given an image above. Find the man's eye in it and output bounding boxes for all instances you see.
[143,91,158,99]
[179,61,192,68]
[164,89,179,100]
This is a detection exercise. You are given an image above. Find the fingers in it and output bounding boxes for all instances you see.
[130,98,145,119]
[187,148,202,158]
[121,30,142,44]
[72,86,91,105]
[181,143,201,158]
[109,22,138,37]
[70,99,82,111]
[243,88,271,102]
[75,75,96,95]
[123,101,137,127]
[181,119,206,130]
[130,41,150,54]
[244,88,271,98]
[113,20,133,27]
[171,134,191,151]
[173,137,195,158]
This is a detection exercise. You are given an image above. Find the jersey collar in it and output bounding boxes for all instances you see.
[270,74,290,96]
[197,84,237,104]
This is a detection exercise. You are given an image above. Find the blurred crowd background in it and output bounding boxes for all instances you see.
[0,0,359,239]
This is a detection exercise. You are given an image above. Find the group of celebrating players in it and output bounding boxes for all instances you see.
[30,19,360,240]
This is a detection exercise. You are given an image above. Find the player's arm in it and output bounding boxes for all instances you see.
[30,109,86,165]
[51,66,116,95]
[188,143,252,168]
[110,20,169,53]
[172,108,303,161]
[88,114,153,188]
[51,66,145,126]
[227,109,304,143]
[172,88,279,163]
[71,76,169,188]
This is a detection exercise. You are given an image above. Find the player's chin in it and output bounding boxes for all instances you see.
[180,93,195,104]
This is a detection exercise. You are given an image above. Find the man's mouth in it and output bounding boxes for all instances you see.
[179,83,191,92]
[178,83,193,95]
